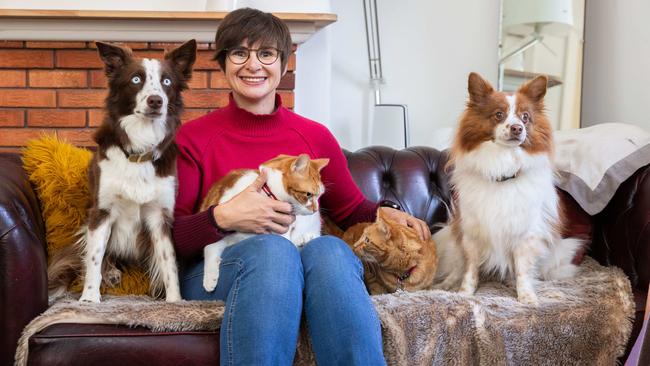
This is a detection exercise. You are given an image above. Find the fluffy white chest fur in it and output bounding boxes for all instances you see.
[96,146,176,257]
[202,169,322,292]
[453,142,559,277]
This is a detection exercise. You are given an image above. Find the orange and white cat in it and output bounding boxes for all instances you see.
[199,154,329,291]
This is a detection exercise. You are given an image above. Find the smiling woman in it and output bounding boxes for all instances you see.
[170,7,429,366]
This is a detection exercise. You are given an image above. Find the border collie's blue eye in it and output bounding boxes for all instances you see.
[162,78,172,86]
[131,76,141,84]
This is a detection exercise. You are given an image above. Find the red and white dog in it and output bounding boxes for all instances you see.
[434,72,581,305]
[47,40,196,303]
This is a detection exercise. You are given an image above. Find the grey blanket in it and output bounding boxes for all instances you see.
[16,257,634,366]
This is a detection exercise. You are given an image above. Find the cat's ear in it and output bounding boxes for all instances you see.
[376,207,390,221]
[313,158,330,172]
[291,154,310,174]
[376,217,391,238]
[258,165,268,176]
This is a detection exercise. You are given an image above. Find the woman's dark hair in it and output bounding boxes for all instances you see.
[213,8,293,71]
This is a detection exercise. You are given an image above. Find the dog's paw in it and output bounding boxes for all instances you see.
[517,290,539,305]
[432,281,459,292]
[459,288,475,296]
[79,290,101,303]
[165,292,182,302]
[459,284,477,296]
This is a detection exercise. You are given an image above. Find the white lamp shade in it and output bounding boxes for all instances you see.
[503,0,574,36]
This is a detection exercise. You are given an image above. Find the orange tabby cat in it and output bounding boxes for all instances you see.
[343,208,438,295]
[199,153,329,291]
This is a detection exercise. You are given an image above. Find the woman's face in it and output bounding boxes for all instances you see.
[224,40,286,113]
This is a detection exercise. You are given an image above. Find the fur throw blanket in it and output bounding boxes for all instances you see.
[16,258,633,366]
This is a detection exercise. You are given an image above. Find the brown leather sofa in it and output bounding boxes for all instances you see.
[1,146,648,365]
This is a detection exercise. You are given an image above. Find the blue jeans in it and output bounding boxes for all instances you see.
[180,234,386,366]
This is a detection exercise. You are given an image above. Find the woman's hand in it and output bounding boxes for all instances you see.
[378,206,431,241]
[212,170,295,234]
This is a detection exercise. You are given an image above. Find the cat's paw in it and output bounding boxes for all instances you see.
[295,233,318,246]
[203,270,220,292]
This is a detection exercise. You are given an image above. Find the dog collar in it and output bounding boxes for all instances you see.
[261,183,278,200]
[128,151,154,163]
[495,170,519,182]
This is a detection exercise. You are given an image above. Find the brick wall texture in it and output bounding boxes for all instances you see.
[0,41,296,153]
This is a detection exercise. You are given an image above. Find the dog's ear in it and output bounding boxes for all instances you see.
[95,42,132,77]
[518,75,548,103]
[467,72,494,105]
[166,39,197,81]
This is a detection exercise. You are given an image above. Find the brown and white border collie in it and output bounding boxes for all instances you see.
[47,40,196,303]
[433,72,582,305]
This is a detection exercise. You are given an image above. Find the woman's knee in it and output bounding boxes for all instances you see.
[226,234,303,277]
[228,233,298,261]
[301,235,362,274]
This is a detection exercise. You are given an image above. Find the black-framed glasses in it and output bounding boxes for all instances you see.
[225,47,281,65]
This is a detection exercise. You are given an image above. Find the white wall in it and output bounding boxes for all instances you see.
[582,0,650,131]
[294,28,332,132]
[309,0,500,151]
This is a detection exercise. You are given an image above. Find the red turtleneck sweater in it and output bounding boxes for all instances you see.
[172,94,377,261]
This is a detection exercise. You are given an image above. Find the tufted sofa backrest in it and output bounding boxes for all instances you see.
[343,146,452,228]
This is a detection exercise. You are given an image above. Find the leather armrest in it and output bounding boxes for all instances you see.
[0,153,48,366]
[591,164,650,292]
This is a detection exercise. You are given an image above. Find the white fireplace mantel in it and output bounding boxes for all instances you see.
[0,9,337,44]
